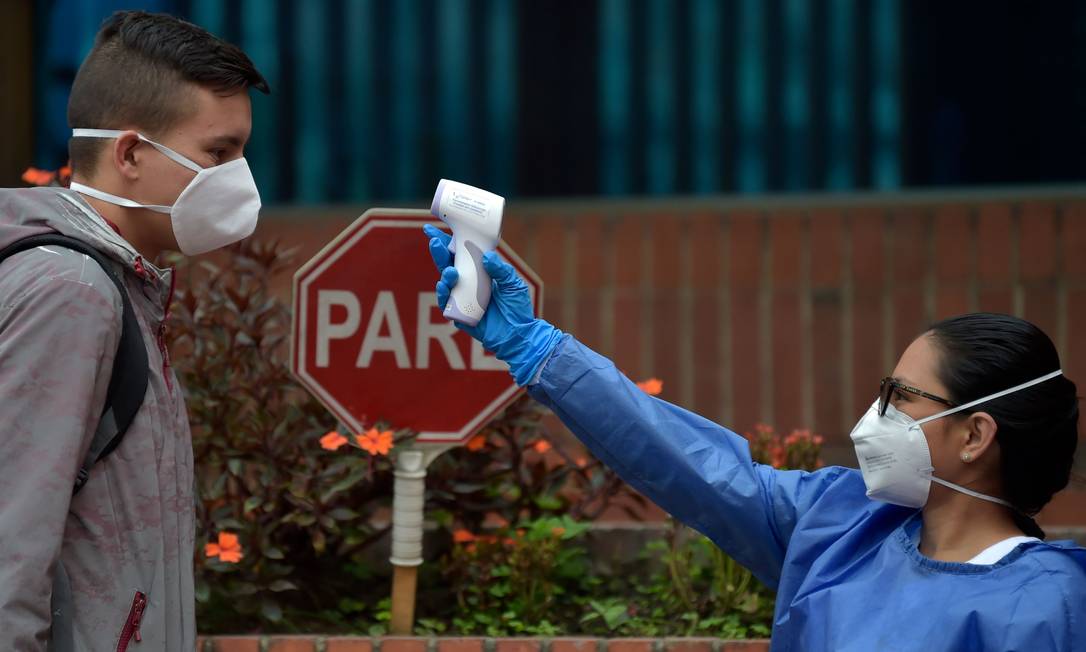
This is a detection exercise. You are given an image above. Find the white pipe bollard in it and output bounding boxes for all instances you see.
[390,450,427,567]
[388,444,452,634]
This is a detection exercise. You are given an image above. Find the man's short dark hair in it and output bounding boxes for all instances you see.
[67,10,269,178]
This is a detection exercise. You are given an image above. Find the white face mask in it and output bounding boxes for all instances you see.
[849,369,1063,509]
[69,128,261,255]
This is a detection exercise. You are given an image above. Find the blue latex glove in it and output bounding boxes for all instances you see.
[423,224,563,386]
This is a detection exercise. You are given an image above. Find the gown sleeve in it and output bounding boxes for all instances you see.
[527,334,848,588]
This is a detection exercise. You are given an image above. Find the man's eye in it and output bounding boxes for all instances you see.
[893,389,909,402]
[210,149,226,162]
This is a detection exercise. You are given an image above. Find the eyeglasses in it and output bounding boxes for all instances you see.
[878,377,957,417]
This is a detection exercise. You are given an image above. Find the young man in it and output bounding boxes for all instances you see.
[0,11,267,650]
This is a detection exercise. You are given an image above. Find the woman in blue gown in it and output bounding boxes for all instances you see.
[423,225,1086,651]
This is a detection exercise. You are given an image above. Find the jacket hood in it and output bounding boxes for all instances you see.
[0,186,174,302]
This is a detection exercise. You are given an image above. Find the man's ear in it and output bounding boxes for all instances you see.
[112,131,143,181]
[960,411,999,463]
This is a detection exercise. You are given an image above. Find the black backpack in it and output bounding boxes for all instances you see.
[0,233,149,494]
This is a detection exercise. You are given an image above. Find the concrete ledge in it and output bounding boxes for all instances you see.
[197,638,771,652]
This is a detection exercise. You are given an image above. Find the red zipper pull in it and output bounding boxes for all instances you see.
[132,593,146,642]
[156,318,173,392]
[160,268,177,394]
[117,591,147,652]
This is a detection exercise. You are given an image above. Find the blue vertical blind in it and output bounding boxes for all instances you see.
[34,0,901,203]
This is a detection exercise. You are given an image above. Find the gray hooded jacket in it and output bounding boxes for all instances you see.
[0,187,195,651]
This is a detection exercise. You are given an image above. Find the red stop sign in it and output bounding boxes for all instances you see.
[290,209,542,444]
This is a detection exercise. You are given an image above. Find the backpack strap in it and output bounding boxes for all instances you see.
[0,234,149,495]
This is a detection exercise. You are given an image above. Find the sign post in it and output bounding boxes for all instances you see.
[290,209,543,633]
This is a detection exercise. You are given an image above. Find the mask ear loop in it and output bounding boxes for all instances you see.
[914,369,1063,427]
[71,128,204,173]
[68,182,172,213]
[929,477,1015,509]
[915,369,1063,513]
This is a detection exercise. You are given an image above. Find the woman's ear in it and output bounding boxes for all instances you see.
[960,411,999,463]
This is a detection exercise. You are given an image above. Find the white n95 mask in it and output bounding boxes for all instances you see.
[69,128,261,255]
[849,369,1063,509]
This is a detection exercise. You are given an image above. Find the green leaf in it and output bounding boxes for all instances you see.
[194,579,210,603]
[533,494,563,511]
[205,472,227,500]
[416,618,447,635]
[338,597,366,613]
[215,518,245,530]
[558,515,591,538]
[264,546,285,560]
[269,579,298,592]
[243,496,262,514]
[430,509,454,527]
[321,467,368,503]
[328,507,359,521]
[588,599,630,630]
[260,598,283,622]
[227,458,244,476]
[311,528,327,553]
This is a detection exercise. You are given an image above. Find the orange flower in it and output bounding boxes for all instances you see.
[320,430,348,451]
[453,529,476,544]
[637,378,664,395]
[355,428,394,456]
[22,167,56,186]
[813,435,824,446]
[551,527,566,537]
[205,532,243,563]
[532,439,552,454]
[466,434,486,452]
[770,445,787,469]
[575,457,588,468]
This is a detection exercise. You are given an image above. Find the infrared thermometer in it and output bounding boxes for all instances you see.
[430,179,505,327]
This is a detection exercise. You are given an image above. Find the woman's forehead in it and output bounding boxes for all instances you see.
[892,335,947,392]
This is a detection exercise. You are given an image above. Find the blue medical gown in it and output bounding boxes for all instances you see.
[527,336,1086,652]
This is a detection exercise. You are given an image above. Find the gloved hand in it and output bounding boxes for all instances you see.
[423,224,563,386]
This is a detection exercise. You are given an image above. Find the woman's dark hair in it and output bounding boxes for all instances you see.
[927,313,1079,539]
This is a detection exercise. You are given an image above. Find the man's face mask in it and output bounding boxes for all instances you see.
[69,128,261,255]
[849,369,1063,509]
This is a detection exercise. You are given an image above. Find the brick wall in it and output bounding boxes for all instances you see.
[252,187,1086,527]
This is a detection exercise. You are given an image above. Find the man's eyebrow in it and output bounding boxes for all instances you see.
[205,134,244,148]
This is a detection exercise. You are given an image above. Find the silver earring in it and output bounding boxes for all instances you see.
[961,452,972,462]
